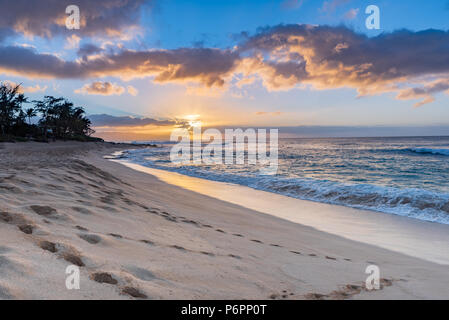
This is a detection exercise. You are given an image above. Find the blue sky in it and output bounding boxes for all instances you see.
[148,0,449,49]
[1,0,449,138]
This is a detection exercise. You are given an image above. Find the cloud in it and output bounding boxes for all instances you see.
[127,85,139,96]
[0,45,240,87]
[77,44,104,57]
[89,114,178,127]
[396,79,449,107]
[2,24,449,106]
[75,81,125,95]
[65,34,81,49]
[344,8,359,20]
[21,84,48,93]
[2,80,47,93]
[238,25,449,102]
[0,0,150,39]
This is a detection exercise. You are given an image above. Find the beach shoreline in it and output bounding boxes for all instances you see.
[1,141,448,299]
[119,161,449,266]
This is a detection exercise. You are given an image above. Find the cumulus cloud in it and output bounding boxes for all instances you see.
[0,45,240,87]
[89,114,178,127]
[238,25,449,101]
[75,81,126,96]
[0,0,150,39]
[396,79,449,107]
[2,80,47,93]
[1,23,449,106]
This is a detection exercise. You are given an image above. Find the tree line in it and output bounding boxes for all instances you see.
[0,82,100,142]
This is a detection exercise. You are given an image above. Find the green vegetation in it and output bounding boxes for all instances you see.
[0,82,102,142]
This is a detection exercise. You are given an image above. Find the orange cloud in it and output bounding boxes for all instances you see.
[2,24,449,107]
[0,0,149,39]
[396,79,449,107]
[2,80,47,93]
[75,81,125,96]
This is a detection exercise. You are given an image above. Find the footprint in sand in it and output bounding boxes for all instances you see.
[1,212,34,235]
[62,252,85,267]
[304,293,328,300]
[78,234,102,244]
[108,233,123,239]
[18,224,33,235]
[200,251,215,257]
[121,286,147,299]
[269,291,295,300]
[39,241,58,253]
[305,278,395,300]
[171,245,187,251]
[181,219,201,227]
[30,205,57,217]
[91,272,118,285]
[71,207,92,215]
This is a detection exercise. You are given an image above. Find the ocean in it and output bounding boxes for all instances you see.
[118,136,449,225]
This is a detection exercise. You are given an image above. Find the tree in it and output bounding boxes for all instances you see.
[0,85,96,141]
[25,108,37,125]
[0,83,27,135]
[34,96,64,139]
[33,96,94,140]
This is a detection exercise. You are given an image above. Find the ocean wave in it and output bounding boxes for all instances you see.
[119,150,449,225]
[408,148,449,156]
[251,177,449,224]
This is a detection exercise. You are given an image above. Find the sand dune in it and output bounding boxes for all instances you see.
[0,141,448,299]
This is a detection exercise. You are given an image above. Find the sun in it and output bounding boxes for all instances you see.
[185,114,202,128]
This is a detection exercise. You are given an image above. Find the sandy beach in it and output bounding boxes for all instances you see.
[1,141,449,300]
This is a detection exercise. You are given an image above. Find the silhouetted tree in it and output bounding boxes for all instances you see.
[0,83,96,142]
[0,83,27,135]
[34,96,94,140]
[25,108,37,125]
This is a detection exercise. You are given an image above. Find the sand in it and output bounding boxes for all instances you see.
[0,141,448,300]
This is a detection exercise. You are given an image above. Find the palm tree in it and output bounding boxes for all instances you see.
[0,86,96,141]
[34,96,64,139]
[0,83,27,135]
[25,108,37,125]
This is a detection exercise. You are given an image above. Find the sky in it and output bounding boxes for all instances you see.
[1,0,449,139]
